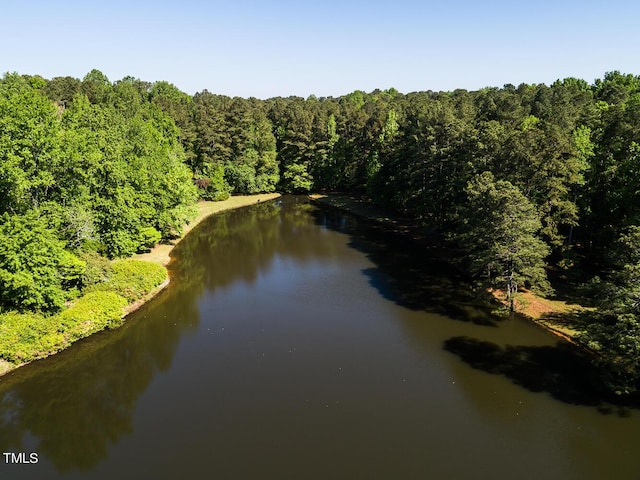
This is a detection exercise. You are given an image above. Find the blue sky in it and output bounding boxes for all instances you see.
[2,0,639,98]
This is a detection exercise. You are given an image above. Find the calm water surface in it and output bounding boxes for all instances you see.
[1,196,639,479]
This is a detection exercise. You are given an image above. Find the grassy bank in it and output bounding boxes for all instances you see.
[0,193,281,377]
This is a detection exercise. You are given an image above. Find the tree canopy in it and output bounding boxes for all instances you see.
[3,68,640,392]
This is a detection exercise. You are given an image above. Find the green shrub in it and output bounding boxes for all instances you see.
[202,163,231,201]
[0,213,86,313]
[282,163,313,193]
[225,162,258,194]
[0,291,129,364]
[0,259,165,366]
[79,251,113,289]
[87,259,167,302]
[101,229,139,258]
[137,226,162,252]
[55,291,128,341]
[0,311,65,364]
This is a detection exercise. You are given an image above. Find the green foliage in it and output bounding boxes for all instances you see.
[225,162,258,194]
[55,81,199,257]
[100,229,139,258]
[43,75,82,107]
[137,227,162,252]
[0,291,127,364]
[87,259,167,302]
[0,255,159,365]
[81,69,111,104]
[0,73,62,214]
[0,213,85,312]
[282,163,313,193]
[189,92,279,197]
[578,226,640,393]
[55,291,128,340]
[455,172,551,308]
[580,311,640,395]
[199,163,231,201]
[79,251,113,289]
[521,114,540,131]
[0,311,64,363]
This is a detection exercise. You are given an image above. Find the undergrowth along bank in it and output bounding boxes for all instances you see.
[0,194,282,378]
[0,259,167,375]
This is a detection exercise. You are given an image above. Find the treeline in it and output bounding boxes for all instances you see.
[148,71,639,394]
[0,71,197,315]
[0,71,196,365]
[2,69,640,392]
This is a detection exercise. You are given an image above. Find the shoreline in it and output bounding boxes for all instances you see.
[310,193,434,240]
[0,193,281,378]
[127,192,282,317]
[489,288,586,343]
[310,192,586,345]
[134,193,282,266]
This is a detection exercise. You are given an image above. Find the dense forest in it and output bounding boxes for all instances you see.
[1,69,640,393]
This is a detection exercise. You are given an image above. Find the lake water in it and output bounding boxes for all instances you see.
[1,196,639,479]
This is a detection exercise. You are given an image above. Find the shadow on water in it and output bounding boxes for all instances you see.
[0,198,298,474]
[0,196,348,474]
[312,201,640,414]
[0,285,191,473]
[3,196,640,477]
[443,335,640,414]
[310,205,499,327]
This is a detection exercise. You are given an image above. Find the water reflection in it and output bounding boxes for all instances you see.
[444,334,640,414]
[310,203,640,412]
[0,288,185,472]
[169,198,340,293]
[310,207,499,326]
[1,196,639,480]
[0,197,348,473]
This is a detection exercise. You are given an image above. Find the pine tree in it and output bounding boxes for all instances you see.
[455,172,551,310]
